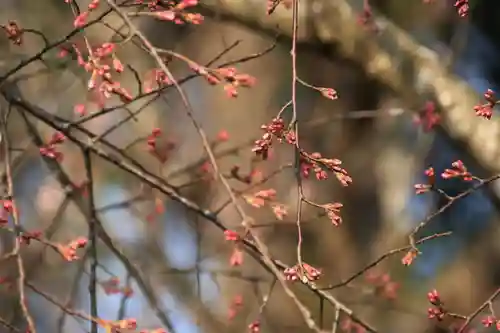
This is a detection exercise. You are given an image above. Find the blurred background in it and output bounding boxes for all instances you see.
[1,0,500,332]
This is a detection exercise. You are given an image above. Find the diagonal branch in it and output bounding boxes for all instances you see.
[1,79,378,333]
[104,1,366,332]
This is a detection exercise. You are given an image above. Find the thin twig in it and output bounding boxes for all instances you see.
[1,107,36,333]
[83,150,99,333]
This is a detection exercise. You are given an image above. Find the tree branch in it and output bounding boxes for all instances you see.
[201,0,500,172]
